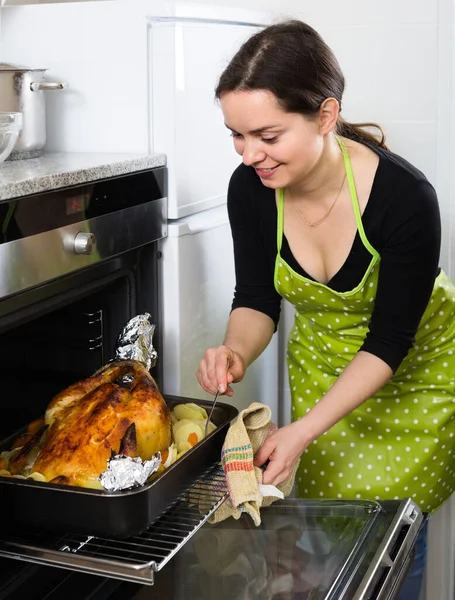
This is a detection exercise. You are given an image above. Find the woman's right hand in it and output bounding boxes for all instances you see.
[197,345,246,397]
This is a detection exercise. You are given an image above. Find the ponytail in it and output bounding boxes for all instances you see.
[336,117,389,150]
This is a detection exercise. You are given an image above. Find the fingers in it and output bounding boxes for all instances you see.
[216,353,232,393]
[261,459,292,487]
[196,360,216,395]
[253,438,272,468]
[254,436,295,486]
[223,370,235,397]
[197,345,235,395]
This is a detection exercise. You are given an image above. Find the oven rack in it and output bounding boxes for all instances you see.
[0,462,227,586]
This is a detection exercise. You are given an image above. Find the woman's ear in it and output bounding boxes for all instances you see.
[319,98,340,135]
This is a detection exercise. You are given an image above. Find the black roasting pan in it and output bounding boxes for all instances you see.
[0,395,237,538]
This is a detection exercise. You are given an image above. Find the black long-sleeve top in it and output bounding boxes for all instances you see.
[227,144,442,372]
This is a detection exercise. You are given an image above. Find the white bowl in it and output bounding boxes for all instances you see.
[0,112,23,164]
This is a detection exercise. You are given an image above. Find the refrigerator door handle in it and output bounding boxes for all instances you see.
[353,499,425,600]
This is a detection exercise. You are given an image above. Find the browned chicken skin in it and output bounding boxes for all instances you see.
[30,360,172,488]
[9,425,48,475]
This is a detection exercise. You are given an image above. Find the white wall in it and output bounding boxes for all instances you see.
[0,1,151,154]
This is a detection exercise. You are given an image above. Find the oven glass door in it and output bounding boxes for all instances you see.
[0,498,423,600]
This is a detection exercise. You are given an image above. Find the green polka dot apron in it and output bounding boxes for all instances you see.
[275,138,455,513]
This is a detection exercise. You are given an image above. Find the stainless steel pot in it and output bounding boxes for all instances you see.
[0,63,67,160]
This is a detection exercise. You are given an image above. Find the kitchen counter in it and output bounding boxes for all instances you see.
[0,152,166,201]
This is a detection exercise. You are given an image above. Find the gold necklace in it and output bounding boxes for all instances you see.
[295,171,347,228]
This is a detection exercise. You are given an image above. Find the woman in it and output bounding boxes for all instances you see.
[197,20,455,598]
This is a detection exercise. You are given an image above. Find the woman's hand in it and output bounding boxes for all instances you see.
[254,420,311,486]
[196,308,275,397]
[197,345,246,397]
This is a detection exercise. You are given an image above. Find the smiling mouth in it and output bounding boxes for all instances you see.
[255,164,281,175]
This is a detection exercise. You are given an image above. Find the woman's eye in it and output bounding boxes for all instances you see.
[229,132,278,144]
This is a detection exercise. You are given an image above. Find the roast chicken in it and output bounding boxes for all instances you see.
[9,360,172,488]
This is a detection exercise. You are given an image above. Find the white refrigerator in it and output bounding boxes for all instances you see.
[0,0,280,418]
[148,14,279,418]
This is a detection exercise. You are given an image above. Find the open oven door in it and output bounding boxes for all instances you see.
[0,485,425,599]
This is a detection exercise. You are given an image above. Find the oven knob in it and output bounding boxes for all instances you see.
[73,232,97,255]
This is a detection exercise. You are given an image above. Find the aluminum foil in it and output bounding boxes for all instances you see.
[114,313,157,371]
[100,453,162,491]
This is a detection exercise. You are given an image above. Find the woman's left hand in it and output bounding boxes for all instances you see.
[253,420,311,486]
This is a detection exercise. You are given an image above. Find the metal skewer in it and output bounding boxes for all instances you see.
[205,390,220,437]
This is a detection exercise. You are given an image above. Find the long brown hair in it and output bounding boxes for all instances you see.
[215,20,387,149]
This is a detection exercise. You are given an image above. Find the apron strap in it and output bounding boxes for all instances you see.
[276,188,284,254]
[336,135,379,259]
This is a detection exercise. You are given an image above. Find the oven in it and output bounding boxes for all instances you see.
[0,166,227,598]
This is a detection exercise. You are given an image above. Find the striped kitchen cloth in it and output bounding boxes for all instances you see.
[210,402,299,526]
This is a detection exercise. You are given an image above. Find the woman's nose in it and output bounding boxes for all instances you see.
[242,141,266,167]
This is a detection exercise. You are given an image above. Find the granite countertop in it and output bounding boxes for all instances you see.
[0,152,166,201]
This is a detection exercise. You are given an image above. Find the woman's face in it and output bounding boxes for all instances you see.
[220,89,324,190]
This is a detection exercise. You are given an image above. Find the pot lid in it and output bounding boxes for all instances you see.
[0,63,46,72]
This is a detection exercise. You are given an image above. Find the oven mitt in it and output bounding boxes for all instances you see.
[210,402,299,526]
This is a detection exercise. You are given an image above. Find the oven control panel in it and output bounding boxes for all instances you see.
[0,168,167,298]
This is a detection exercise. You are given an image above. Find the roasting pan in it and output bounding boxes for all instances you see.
[0,395,237,538]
